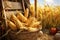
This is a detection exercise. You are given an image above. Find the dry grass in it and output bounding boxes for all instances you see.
[37,5,60,27]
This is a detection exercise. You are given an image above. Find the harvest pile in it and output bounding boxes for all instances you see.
[6,4,60,32]
[7,5,42,32]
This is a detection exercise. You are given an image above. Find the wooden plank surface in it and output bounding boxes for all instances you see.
[3,1,22,9]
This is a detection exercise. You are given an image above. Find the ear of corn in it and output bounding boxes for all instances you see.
[7,19,17,31]
[16,12,27,23]
[11,14,24,29]
[24,8,29,18]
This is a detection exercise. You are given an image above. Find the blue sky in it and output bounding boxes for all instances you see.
[30,0,60,6]
[54,0,60,5]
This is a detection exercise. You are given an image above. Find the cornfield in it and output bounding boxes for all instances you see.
[31,5,60,28]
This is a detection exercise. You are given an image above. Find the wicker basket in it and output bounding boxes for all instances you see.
[7,30,40,40]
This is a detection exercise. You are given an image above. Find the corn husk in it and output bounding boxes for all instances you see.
[28,27,38,32]
[29,21,40,28]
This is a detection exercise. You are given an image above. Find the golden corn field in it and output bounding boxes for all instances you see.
[30,5,60,27]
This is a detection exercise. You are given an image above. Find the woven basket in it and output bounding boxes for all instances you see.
[7,30,40,40]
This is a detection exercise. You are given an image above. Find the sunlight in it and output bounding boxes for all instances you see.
[44,0,54,5]
[45,0,53,3]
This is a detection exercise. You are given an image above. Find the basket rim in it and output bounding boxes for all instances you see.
[9,29,40,35]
